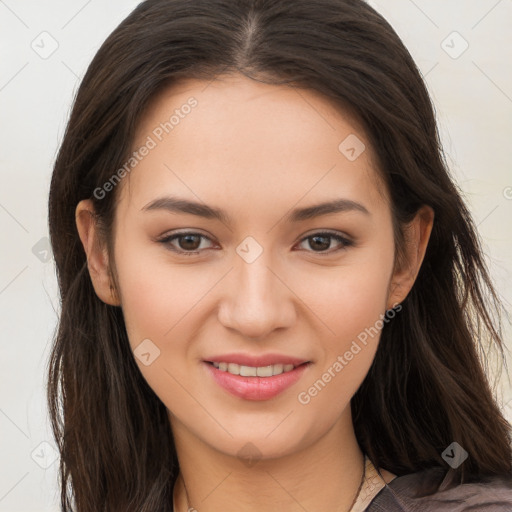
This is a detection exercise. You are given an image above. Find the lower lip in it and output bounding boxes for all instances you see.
[204,362,310,401]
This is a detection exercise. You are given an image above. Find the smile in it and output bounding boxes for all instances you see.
[210,361,297,377]
[204,361,311,401]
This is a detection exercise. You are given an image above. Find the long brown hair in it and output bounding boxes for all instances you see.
[47,0,512,510]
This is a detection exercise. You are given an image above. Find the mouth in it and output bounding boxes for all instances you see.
[206,361,308,377]
[203,359,311,401]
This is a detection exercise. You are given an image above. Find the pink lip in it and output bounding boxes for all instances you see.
[204,361,311,401]
[205,353,309,367]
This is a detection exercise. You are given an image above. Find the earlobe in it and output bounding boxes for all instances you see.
[75,199,121,306]
[387,205,434,309]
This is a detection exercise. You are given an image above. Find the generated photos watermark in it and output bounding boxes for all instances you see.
[297,303,402,405]
[93,97,198,200]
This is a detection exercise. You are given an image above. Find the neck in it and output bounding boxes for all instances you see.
[171,411,365,512]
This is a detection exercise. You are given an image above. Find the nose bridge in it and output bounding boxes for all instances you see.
[218,245,296,338]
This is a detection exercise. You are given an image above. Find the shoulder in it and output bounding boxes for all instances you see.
[366,467,512,511]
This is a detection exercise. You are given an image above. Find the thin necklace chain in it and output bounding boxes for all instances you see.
[177,455,367,512]
[348,455,367,511]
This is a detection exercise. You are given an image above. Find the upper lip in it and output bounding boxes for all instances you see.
[205,353,310,367]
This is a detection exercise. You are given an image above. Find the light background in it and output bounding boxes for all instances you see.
[0,0,511,510]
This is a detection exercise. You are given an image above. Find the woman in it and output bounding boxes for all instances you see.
[47,0,512,510]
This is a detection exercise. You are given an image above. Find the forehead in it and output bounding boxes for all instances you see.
[136,73,370,151]
[117,74,387,216]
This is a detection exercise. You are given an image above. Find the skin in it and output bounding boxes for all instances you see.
[76,73,434,511]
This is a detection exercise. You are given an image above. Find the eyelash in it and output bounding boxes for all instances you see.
[157,230,354,256]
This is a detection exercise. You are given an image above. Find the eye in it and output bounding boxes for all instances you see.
[157,231,216,255]
[296,231,353,254]
[157,230,353,256]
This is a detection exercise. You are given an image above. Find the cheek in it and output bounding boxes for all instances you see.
[114,249,220,413]
[116,253,216,346]
[292,245,394,405]
[300,247,394,346]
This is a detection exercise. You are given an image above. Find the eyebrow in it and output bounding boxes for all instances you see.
[141,195,370,224]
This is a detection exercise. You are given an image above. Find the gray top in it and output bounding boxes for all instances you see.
[366,467,512,511]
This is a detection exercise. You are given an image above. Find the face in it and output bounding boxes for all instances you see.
[82,73,420,461]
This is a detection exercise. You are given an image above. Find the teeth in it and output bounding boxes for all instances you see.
[211,362,297,377]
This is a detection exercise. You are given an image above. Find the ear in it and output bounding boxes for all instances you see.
[75,199,121,306]
[387,205,434,309]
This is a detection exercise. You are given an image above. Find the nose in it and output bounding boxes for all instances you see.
[217,252,297,340]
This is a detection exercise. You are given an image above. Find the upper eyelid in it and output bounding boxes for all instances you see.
[157,229,350,241]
